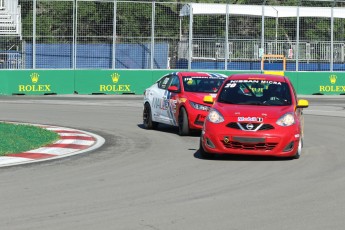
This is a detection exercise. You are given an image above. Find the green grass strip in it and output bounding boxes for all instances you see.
[0,122,59,156]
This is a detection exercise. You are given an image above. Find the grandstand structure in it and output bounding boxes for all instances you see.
[0,0,21,36]
[0,0,22,69]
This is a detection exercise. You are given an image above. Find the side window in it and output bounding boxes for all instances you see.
[158,75,171,90]
[168,75,180,90]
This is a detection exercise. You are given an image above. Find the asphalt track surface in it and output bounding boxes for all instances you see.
[0,95,345,230]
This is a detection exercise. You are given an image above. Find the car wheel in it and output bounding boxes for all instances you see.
[199,139,214,159]
[293,138,303,159]
[178,107,190,136]
[143,103,158,129]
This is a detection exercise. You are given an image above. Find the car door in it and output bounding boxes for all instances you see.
[150,74,172,124]
[159,74,180,126]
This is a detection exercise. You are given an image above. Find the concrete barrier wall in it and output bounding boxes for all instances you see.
[0,70,344,95]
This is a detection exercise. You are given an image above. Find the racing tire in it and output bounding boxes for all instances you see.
[199,139,215,159]
[293,138,303,159]
[178,107,190,136]
[143,103,158,130]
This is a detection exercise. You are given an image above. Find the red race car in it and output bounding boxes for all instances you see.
[143,72,227,135]
[200,73,309,159]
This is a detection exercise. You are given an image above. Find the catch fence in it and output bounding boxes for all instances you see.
[0,0,344,71]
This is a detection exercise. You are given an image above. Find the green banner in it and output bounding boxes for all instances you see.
[0,70,74,95]
[75,70,169,95]
[0,69,344,96]
[285,71,345,95]
[74,70,255,95]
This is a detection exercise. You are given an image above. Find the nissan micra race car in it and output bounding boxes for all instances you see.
[200,73,309,159]
[143,72,227,135]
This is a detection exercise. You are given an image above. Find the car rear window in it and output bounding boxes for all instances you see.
[218,79,292,106]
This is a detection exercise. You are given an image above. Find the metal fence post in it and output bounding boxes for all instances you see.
[151,1,155,69]
[261,0,266,60]
[225,2,229,70]
[331,0,334,72]
[112,0,117,69]
[73,0,77,70]
[260,1,266,72]
[33,0,36,69]
[296,2,300,71]
[188,4,193,70]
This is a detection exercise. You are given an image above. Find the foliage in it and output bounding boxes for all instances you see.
[17,0,345,43]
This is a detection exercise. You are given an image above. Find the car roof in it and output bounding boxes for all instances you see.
[177,72,227,78]
[227,73,287,82]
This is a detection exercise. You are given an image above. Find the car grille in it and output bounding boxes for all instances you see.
[222,141,278,151]
[226,122,274,131]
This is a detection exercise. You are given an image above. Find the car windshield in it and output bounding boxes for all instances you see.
[218,79,292,106]
[182,76,225,93]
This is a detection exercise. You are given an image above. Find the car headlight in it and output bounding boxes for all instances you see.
[189,101,210,111]
[207,109,224,123]
[276,113,295,126]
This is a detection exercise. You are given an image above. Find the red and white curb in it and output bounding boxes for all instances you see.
[0,124,105,168]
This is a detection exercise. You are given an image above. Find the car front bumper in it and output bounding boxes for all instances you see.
[201,123,301,157]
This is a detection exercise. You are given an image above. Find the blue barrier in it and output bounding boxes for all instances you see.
[175,60,345,71]
[24,43,169,69]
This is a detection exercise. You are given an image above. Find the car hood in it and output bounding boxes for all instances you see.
[215,103,294,119]
[185,92,217,104]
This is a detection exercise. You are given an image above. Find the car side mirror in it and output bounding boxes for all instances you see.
[203,95,214,104]
[296,99,309,108]
[168,85,179,93]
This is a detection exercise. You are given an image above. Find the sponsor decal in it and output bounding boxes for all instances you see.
[260,81,282,85]
[184,76,221,80]
[152,97,177,112]
[238,117,263,122]
[225,80,282,88]
[319,74,345,93]
[99,73,131,93]
[18,73,52,92]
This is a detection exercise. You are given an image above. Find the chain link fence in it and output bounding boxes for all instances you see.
[0,0,344,71]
